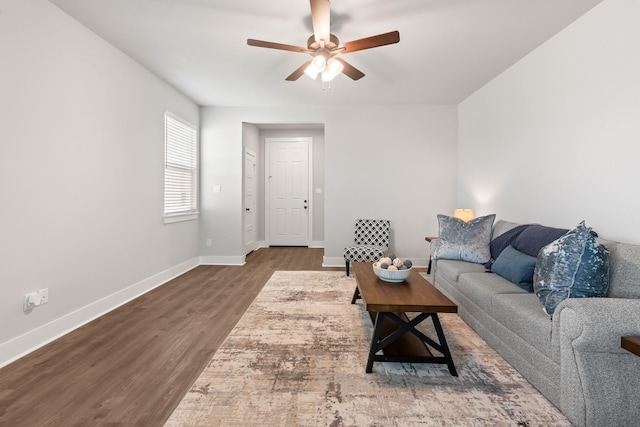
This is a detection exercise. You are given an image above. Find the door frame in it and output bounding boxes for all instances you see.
[243,147,257,255]
[264,137,313,247]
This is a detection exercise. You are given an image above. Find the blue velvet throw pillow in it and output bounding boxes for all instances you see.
[491,245,537,292]
[533,221,610,316]
[433,214,496,264]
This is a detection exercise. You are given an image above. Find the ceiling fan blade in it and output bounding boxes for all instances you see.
[310,0,331,44]
[286,61,312,81]
[340,31,400,54]
[335,58,365,81]
[247,39,310,54]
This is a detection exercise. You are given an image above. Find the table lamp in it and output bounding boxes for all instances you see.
[453,209,474,222]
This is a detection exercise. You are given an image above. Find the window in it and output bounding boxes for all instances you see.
[164,112,198,223]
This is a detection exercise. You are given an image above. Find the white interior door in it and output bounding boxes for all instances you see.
[268,139,309,246]
[243,148,257,253]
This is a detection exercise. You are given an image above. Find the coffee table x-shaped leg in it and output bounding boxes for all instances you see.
[366,311,458,376]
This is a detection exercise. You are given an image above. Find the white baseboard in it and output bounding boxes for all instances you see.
[0,257,200,369]
[323,256,345,267]
[199,255,246,265]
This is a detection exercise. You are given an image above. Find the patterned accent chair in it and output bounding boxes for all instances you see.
[343,219,391,276]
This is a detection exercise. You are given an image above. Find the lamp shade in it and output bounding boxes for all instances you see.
[453,209,474,222]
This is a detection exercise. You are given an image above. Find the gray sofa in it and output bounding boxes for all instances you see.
[429,219,640,427]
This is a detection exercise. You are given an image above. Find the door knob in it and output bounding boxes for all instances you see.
[246,208,250,211]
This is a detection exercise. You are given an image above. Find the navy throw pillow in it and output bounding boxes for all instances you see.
[511,224,569,258]
[491,245,537,292]
[484,224,531,269]
[533,221,610,316]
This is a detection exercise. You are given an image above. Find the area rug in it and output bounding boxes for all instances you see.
[165,271,570,427]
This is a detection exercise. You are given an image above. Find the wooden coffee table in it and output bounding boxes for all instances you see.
[351,262,458,375]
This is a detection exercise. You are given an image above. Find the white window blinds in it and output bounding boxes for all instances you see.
[164,112,198,220]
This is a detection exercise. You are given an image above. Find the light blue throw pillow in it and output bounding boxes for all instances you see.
[491,245,537,292]
[433,214,496,264]
[533,221,610,316]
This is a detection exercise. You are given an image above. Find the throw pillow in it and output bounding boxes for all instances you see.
[433,214,496,264]
[511,224,569,257]
[484,224,532,269]
[491,245,537,292]
[533,221,610,316]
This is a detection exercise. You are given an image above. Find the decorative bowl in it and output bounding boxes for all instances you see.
[373,265,412,283]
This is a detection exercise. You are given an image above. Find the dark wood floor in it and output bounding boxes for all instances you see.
[0,247,342,426]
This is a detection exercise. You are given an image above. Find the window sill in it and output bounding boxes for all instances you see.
[163,212,199,224]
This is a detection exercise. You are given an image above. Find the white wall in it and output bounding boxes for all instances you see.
[458,0,640,244]
[199,105,458,266]
[0,0,200,366]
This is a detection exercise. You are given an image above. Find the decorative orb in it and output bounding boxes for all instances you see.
[379,257,392,265]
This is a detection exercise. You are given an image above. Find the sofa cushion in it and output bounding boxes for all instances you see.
[491,245,537,292]
[511,224,569,257]
[433,214,496,264]
[484,224,531,269]
[435,259,487,282]
[491,293,555,361]
[457,272,528,312]
[598,239,640,298]
[533,221,610,316]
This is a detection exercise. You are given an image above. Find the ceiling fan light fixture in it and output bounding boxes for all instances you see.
[327,58,343,75]
[319,58,343,82]
[321,70,335,82]
[304,63,320,80]
[311,54,326,71]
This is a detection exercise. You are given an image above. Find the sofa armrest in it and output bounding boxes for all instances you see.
[553,297,640,427]
[553,297,640,355]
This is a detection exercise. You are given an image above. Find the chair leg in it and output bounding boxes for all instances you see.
[345,260,350,276]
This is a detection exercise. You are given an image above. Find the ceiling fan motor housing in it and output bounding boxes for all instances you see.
[307,34,340,50]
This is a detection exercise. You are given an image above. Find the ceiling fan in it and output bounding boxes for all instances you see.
[247,0,400,82]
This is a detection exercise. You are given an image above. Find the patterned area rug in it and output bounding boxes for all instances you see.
[166,271,570,427]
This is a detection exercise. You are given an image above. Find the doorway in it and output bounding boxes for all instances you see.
[243,147,257,253]
[265,137,312,246]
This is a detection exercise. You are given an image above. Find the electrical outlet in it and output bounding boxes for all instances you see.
[23,288,49,312]
[39,288,49,304]
[206,238,212,247]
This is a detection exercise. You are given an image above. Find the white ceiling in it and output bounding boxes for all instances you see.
[49,0,602,107]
